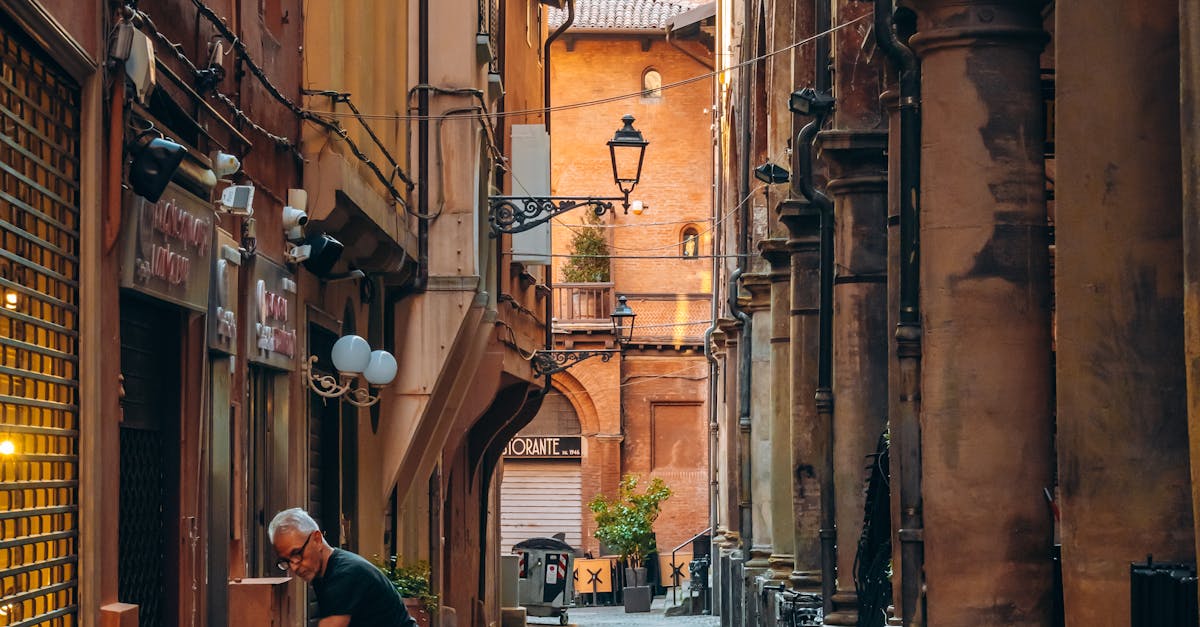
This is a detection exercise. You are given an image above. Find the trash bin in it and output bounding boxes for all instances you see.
[514,537,575,625]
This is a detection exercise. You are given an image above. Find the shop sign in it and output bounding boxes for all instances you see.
[247,256,298,370]
[119,184,214,311]
[207,229,241,354]
[502,436,582,458]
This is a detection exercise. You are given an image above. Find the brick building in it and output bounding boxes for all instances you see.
[498,0,717,566]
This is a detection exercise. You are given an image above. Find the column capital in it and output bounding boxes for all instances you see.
[757,238,792,275]
[740,272,773,311]
[908,1,1048,55]
[776,198,821,239]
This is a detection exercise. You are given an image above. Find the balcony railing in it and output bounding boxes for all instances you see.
[552,284,711,346]
[553,283,615,331]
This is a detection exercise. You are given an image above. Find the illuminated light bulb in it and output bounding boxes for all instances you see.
[0,440,15,456]
[4,290,16,309]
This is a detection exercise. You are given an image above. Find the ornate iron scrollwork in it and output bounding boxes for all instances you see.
[530,349,618,376]
[488,196,622,235]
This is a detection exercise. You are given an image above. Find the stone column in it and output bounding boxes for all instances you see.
[741,272,775,573]
[1059,1,1193,624]
[759,239,796,583]
[778,199,823,595]
[822,0,889,617]
[908,2,1053,624]
[818,129,889,626]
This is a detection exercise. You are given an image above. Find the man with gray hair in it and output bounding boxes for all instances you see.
[269,507,418,627]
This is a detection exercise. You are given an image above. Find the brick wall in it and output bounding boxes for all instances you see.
[545,33,714,560]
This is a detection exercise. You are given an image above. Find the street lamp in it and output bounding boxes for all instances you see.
[489,115,649,235]
[304,334,398,407]
[530,296,637,376]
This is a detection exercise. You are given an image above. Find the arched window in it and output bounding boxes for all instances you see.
[680,225,700,258]
[642,68,662,99]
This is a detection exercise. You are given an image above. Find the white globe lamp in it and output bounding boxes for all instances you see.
[363,350,398,386]
[331,334,371,374]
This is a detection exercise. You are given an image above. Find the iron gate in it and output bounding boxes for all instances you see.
[0,13,81,627]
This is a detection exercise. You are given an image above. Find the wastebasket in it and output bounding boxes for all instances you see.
[514,537,575,625]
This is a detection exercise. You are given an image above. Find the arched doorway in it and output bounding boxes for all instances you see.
[499,389,583,553]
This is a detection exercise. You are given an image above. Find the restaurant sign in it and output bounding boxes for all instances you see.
[502,436,582,458]
[246,256,298,370]
[119,184,214,311]
[207,229,241,354]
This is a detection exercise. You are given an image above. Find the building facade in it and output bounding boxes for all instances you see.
[0,1,556,626]
[709,1,1200,627]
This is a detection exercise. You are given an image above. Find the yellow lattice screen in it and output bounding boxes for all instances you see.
[0,15,80,627]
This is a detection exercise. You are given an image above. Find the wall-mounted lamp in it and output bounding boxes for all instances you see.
[789,87,836,117]
[531,295,637,376]
[754,162,790,185]
[294,232,344,277]
[489,115,649,234]
[304,334,398,407]
[0,439,14,456]
[129,135,186,202]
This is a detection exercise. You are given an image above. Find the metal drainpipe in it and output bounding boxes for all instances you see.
[873,2,923,624]
[815,0,831,93]
[733,0,755,565]
[544,0,575,133]
[416,0,430,291]
[795,110,835,618]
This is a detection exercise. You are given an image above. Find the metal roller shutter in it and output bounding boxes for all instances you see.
[0,14,81,627]
[499,460,581,554]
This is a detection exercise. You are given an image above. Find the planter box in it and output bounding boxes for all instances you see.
[404,598,431,627]
[623,586,652,613]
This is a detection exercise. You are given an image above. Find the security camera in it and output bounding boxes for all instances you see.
[285,244,311,264]
[283,188,309,241]
[282,206,308,230]
[211,151,241,178]
[217,185,255,216]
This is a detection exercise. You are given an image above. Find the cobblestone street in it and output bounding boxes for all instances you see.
[526,597,720,627]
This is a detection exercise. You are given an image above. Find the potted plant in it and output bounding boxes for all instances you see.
[587,474,672,613]
[561,211,611,284]
[375,556,438,627]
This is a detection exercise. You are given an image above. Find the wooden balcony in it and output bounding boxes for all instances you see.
[553,283,615,332]
[552,284,712,346]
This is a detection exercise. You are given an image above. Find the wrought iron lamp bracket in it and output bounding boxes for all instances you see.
[531,349,619,376]
[303,355,384,407]
[488,196,627,236]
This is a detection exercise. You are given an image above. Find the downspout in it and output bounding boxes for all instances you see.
[734,0,754,558]
[702,24,721,609]
[544,0,575,133]
[795,110,835,617]
[416,0,430,290]
[815,0,831,93]
[874,2,923,624]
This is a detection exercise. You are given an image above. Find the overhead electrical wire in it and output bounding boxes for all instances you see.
[302,12,872,123]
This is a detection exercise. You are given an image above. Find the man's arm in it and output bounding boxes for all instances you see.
[318,615,351,627]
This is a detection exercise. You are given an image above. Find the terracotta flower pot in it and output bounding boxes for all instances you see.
[403,597,431,627]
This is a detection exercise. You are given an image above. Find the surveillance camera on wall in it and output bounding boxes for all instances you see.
[217,185,255,216]
[284,188,309,241]
[211,151,241,179]
[282,206,308,229]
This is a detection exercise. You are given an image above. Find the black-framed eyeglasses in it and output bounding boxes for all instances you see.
[276,530,317,572]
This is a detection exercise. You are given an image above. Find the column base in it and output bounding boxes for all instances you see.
[767,553,794,581]
[789,569,822,591]
[823,591,860,626]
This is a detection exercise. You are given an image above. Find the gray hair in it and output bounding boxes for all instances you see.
[268,507,319,543]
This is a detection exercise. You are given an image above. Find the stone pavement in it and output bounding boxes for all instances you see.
[526,596,720,627]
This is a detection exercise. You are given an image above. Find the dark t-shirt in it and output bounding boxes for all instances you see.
[313,549,418,627]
